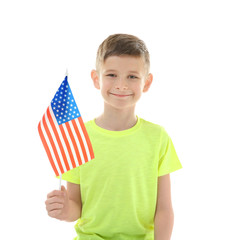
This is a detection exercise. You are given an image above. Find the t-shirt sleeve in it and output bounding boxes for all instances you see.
[158,127,182,177]
[60,166,80,184]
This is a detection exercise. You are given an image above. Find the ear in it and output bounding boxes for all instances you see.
[91,69,100,90]
[143,73,153,93]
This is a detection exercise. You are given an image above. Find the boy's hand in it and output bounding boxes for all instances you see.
[45,185,69,221]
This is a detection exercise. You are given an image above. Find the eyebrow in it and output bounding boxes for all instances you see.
[104,70,140,74]
[128,71,139,74]
[104,69,117,73]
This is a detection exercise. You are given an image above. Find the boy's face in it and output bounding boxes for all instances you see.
[91,55,153,111]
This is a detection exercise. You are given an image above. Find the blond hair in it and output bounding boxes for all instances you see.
[96,34,150,74]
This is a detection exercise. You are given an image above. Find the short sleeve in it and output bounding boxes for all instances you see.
[158,127,182,177]
[60,166,80,184]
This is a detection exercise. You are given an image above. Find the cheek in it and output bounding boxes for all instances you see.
[100,79,113,90]
[131,82,144,92]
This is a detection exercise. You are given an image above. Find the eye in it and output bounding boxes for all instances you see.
[128,75,138,79]
[106,74,117,77]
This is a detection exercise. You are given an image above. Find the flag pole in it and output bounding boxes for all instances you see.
[59,69,67,191]
[58,69,68,191]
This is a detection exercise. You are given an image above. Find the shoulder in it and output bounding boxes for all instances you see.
[84,119,93,128]
[140,118,162,128]
[139,118,166,136]
[138,118,173,148]
[84,119,94,131]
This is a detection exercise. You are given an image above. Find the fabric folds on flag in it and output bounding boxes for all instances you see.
[38,75,94,176]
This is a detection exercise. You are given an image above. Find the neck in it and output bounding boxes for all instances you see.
[95,103,137,131]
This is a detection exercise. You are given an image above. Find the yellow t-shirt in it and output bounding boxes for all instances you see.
[62,117,182,240]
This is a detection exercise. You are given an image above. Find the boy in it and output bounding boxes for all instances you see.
[45,34,182,240]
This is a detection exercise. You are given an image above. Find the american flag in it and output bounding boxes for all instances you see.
[38,74,94,176]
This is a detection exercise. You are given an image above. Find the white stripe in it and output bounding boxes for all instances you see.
[40,117,61,176]
[45,110,67,173]
[62,123,80,167]
[69,120,86,164]
[49,106,73,170]
[76,118,91,160]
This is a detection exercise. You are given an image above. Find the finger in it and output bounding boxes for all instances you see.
[47,190,65,199]
[61,185,67,192]
[45,196,65,205]
[46,203,64,212]
[48,209,62,219]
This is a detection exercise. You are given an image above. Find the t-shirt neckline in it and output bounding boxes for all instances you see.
[91,116,141,136]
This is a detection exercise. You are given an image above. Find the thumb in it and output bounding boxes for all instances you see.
[61,185,67,192]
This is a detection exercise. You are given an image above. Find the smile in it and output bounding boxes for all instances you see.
[110,93,133,97]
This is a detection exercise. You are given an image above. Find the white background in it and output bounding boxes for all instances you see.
[1,0,226,239]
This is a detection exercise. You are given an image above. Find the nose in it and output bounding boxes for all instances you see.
[114,78,128,90]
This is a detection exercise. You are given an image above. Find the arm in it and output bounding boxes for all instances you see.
[45,182,82,222]
[154,174,174,240]
[66,182,82,222]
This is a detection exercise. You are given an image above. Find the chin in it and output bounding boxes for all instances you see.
[108,102,136,111]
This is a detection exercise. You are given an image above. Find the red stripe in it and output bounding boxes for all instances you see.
[42,113,64,174]
[72,118,88,162]
[38,121,59,176]
[47,107,70,171]
[65,121,83,166]
[59,124,76,168]
[78,117,95,159]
